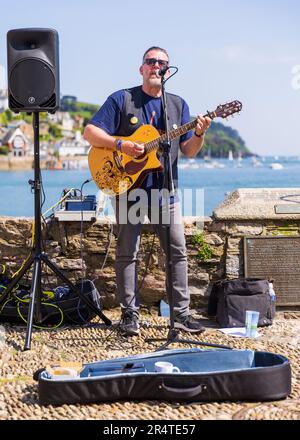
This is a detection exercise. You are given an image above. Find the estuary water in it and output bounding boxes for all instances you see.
[0,156,299,218]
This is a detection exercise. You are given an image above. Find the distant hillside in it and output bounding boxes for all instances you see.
[60,96,99,124]
[198,121,251,158]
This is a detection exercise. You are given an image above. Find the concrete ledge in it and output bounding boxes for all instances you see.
[213,188,300,220]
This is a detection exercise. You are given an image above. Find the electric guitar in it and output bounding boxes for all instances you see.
[88,100,242,195]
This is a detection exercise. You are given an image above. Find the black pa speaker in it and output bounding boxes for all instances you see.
[7,28,60,113]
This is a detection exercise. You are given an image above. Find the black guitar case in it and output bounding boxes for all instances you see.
[36,348,291,406]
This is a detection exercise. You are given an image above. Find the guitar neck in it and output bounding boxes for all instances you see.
[144,111,213,153]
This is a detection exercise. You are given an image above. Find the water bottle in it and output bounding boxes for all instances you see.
[96,190,108,215]
[269,282,276,302]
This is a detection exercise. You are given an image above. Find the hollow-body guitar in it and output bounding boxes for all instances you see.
[88,100,242,196]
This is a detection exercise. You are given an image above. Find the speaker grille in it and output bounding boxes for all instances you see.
[9,95,24,109]
[9,58,55,107]
[40,93,57,108]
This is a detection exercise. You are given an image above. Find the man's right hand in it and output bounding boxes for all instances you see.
[120,141,145,157]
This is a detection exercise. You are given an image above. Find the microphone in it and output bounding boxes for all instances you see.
[156,65,170,77]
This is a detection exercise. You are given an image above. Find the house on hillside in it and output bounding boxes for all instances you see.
[0,89,8,112]
[0,127,30,157]
[55,132,89,157]
[19,121,34,140]
[61,112,74,137]
[48,111,74,138]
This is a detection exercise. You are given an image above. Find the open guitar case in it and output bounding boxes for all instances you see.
[35,348,291,405]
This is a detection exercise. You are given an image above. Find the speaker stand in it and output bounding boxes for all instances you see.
[0,112,111,351]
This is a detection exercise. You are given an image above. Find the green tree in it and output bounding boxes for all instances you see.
[194,120,251,158]
[0,146,9,155]
[49,124,62,139]
[5,109,13,122]
[1,111,7,126]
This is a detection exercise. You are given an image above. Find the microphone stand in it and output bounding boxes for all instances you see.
[146,69,230,351]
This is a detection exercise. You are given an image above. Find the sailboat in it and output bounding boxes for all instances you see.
[251,156,263,167]
[228,150,233,161]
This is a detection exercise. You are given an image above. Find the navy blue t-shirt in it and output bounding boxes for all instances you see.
[89,88,193,202]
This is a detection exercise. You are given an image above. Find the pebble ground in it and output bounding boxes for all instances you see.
[0,309,299,420]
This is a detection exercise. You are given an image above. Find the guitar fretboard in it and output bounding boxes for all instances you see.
[144,113,212,153]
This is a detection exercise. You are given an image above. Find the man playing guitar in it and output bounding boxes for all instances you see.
[84,46,211,336]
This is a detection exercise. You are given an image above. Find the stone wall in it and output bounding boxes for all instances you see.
[0,156,35,170]
[1,188,300,310]
[0,216,225,310]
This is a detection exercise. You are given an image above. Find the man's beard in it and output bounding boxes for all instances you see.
[148,77,161,87]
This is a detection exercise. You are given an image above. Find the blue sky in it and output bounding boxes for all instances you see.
[0,0,299,156]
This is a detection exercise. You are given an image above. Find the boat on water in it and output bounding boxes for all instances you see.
[178,158,225,169]
[203,160,225,169]
[270,163,284,170]
[45,158,63,170]
[178,158,200,169]
[251,157,263,167]
[187,158,200,169]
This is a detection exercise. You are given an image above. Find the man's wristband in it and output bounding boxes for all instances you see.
[194,131,204,138]
[116,139,123,151]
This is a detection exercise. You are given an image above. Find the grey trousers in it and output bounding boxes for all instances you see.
[113,200,190,318]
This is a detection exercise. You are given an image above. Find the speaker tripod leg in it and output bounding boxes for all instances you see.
[0,253,35,306]
[40,253,111,326]
[24,257,42,351]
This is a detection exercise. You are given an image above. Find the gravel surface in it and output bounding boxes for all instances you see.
[0,309,299,420]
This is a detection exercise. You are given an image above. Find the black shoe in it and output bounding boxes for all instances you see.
[120,311,140,336]
[174,315,205,333]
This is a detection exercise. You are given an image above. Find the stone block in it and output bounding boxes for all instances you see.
[226,254,240,277]
[54,258,86,270]
[227,237,241,252]
[140,274,166,305]
[227,223,264,236]
[189,284,211,309]
[205,233,224,245]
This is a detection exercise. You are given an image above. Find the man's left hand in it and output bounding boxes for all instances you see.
[195,114,211,137]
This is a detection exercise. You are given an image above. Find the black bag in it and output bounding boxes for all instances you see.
[208,278,276,327]
[0,277,102,327]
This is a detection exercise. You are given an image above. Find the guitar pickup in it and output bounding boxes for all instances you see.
[113,151,125,173]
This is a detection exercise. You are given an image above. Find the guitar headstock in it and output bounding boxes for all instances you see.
[211,100,242,119]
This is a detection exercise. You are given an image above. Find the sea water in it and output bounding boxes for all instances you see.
[0,156,300,217]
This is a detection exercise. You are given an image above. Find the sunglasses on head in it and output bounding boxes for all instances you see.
[144,58,169,67]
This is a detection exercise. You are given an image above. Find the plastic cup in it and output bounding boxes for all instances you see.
[250,311,260,337]
[245,310,253,337]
